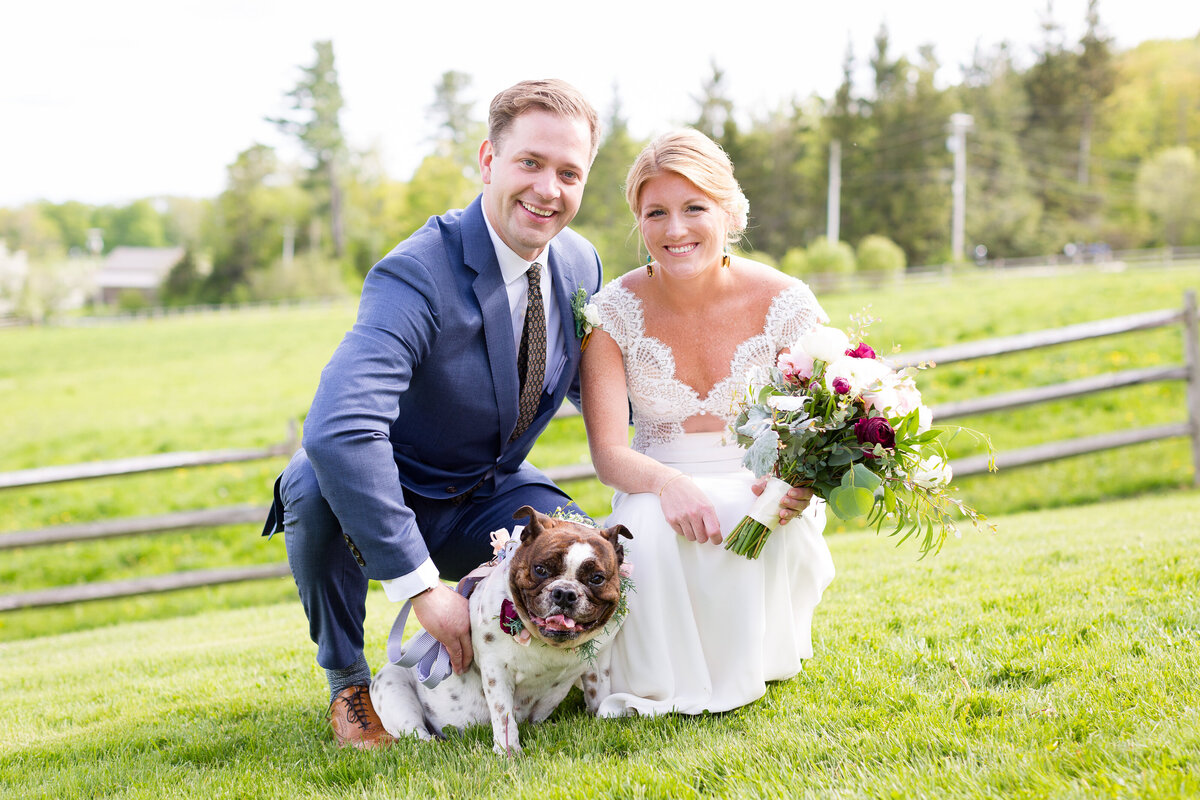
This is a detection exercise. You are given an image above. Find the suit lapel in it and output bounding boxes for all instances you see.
[462,199,520,436]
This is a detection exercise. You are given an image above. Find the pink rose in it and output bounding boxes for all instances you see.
[778,349,815,381]
[833,377,851,394]
[846,342,876,359]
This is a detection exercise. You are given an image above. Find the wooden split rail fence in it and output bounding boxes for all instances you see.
[2,291,1197,612]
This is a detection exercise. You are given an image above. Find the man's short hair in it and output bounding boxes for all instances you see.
[488,79,601,164]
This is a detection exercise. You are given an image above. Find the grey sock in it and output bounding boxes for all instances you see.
[327,654,372,703]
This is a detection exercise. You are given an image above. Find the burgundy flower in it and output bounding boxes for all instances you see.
[499,599,523,635]
[845,342,877,360]
[854,415,895,455]
[832,377,851,394]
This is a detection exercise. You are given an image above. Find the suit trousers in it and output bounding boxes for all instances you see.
[276,448,582,670]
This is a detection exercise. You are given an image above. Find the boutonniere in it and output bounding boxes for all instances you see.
[569,287,602,351]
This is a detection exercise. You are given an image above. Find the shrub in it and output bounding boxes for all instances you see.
[806,237,856,275]
[856,235,907,275]
[779,246,810,278]
[116,288,150,313]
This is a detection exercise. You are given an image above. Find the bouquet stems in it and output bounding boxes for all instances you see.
[725,516,772,558]
[724,475,799,559]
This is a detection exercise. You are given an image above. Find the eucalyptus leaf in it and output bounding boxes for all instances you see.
[828,485,875,519]
[848,462,883,492]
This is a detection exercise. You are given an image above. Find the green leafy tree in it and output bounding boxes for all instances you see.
[1022,6,1088,242]
[400,153,478,242]
[429,70,483,174]
[39,201,93,253]
[570,86,645,280]
[97,200,167,249]
[692,59,736,142]
[205,144,285,301]
[1094,37,1200,246]
[0,205,64,260]
[733,102,824,260]
[850,29,953,265]
[161,248,201,306]
[1136,146,1200,245]
[957,43,1046,257]
[272,40,347,258]
[341,146,410,277]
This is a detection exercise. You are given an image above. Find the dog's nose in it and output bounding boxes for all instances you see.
[551,586,578,607]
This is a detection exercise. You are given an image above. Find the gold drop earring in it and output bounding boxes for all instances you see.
[721,251,731,268]
[645,254,655,278]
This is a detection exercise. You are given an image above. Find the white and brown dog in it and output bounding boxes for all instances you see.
[370,506,632,755]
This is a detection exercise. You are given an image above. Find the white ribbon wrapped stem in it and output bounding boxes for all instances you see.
[745,476,794,531]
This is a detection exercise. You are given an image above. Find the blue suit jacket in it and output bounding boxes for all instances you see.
[287,196,602,580]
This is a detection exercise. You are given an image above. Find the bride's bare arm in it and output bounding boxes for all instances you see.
[581,331,723,544]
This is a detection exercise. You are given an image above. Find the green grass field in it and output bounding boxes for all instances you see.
[1,492,1196,799]
[1,262,1198,797]
[1,265,1198,642]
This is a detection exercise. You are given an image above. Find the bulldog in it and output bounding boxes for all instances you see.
[370,506,632,755]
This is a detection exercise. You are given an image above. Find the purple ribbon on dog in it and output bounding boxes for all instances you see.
[385,538,519,688]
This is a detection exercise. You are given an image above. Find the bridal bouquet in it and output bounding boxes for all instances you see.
[725,319,994,559]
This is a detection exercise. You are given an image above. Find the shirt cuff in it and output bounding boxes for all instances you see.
[379,559,441,602]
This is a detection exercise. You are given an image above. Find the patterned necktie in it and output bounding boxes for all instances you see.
[512,263,546,441]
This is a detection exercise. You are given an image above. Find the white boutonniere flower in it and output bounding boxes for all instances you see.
[570,287,602,351]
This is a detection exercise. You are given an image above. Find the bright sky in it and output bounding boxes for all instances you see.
[2,0,1196,207]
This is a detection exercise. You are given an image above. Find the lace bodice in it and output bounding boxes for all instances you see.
[594,277,828,451]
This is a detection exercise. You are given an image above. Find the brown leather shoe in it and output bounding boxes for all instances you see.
[328,685,395,749]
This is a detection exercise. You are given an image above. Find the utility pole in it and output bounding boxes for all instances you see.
[948,113,973,262]
[827,139,841,243]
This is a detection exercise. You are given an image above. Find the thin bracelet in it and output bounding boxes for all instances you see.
[658,472,686,497]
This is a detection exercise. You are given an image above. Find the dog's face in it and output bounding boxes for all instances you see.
[507,506,631,648]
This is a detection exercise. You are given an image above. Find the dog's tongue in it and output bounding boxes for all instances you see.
[539,614,576,631]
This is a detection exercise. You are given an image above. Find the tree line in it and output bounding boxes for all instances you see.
[2,1,1198,310]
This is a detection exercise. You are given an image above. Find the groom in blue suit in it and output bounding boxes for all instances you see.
[263,79,603,748]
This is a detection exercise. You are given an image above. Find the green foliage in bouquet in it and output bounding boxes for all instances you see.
[727,322,995,559]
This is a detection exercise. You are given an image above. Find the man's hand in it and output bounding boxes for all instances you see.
[410,584,473,674]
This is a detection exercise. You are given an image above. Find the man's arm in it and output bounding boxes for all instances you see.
[303,254,441,587]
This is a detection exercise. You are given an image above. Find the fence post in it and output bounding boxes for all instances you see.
[1184,290,1200,487]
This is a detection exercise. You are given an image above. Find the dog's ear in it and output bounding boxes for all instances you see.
[604,523,632,544]
[603,523,632,564]
[513,505,543,542]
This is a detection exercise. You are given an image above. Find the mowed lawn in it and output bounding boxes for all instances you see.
[2,265,1198,640]
[1,491,1197,799]
[0,263,1197,797]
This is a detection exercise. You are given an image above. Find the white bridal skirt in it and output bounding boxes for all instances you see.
[596,432,835,717]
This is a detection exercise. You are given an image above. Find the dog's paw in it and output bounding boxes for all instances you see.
[493,740,523,757]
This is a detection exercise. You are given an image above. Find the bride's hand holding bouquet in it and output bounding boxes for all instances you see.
[726,319,995,559]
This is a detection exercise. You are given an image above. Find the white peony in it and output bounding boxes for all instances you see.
[796,325,851,364]
[863,370,922,418]
[825,354,891,397]
[911,454,953,489]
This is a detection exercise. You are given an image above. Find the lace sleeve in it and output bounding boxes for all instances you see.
[767,282,830,350]
[593,280,640,354]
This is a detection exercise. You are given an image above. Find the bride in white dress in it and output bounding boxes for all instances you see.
[580,129,835,716]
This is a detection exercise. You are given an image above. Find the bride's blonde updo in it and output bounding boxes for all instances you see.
[624,129,750,246]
